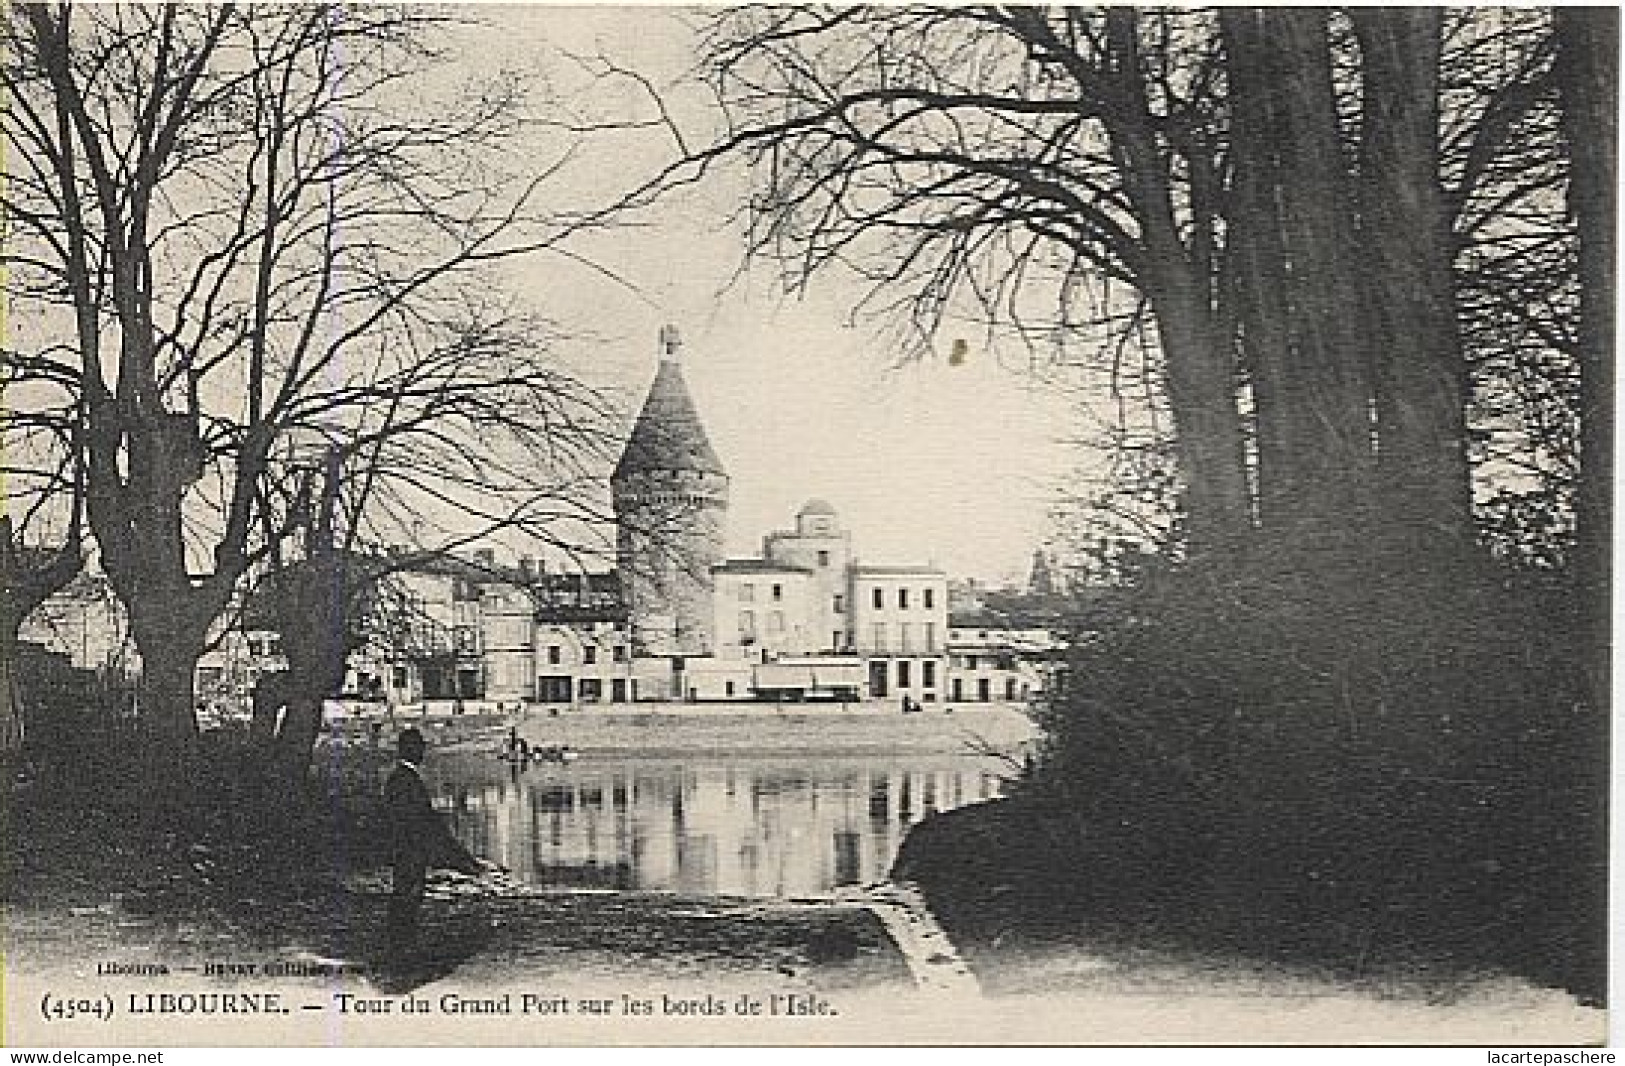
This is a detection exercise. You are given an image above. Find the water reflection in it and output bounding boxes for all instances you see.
[434,756,1007,898]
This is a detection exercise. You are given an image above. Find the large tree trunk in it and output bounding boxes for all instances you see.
[274,695,328,784]
[1103,9,1253,553]
[1147,274,1255,551]
[1259,9,1378,548]
[1221,10,1295,533]
[271,547,353,786]
[1351,9,1475,557]
[1551,4,1616,1003]
[127,595,208,762]
[130,640,202,797]
[94,409,219,750]
[1556,8,1616,665]
[0,621,25,754]
[1219,10,1380,550]
[133,637,202,744]
[0,583,31,758]
[249,672,288,745]
[0,518,86,758]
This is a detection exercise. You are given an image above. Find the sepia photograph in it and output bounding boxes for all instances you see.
[0,3,1611,1049]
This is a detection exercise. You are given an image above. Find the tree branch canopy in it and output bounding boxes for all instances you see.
[673,5,1578,562]
[2,5,624,740]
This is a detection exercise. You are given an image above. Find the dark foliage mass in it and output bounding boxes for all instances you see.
[1017,549,1604,998]
[694,5,1611,999]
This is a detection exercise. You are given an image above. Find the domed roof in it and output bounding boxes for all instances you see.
[612,358,726,482]
[798,498,838,517]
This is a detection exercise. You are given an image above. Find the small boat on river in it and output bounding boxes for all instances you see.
[498,739,580,766]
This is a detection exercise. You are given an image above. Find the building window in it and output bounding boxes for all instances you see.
[817,550,830,567]
[584,645,598,666]
[580,678,602,702]
[612,645,627,663]
[967,654,979,670]
[772,583,783,601]
[393,667,409,689]
[547,645,562,665]
[923,660,937,688]
[739,583,755,603]
[925,588,935,609]
[833,594,845,614]
[1006,678,1018,700]
[769,610,785,634]
[898,587,909,610]
[872,623,888,652]
[872,587,884,610]
[897,660,912,689]
[740,610,756,638]
[725,680,736,697]
[923,622,937,653]
[899,622,913,653]
[832,631,843,650]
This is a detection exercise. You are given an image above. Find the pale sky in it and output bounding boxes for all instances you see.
[476,7,1080,585]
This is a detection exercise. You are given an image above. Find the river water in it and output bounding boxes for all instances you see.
[432,754,1010,898]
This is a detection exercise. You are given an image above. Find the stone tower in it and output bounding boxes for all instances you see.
[612,326,729,657]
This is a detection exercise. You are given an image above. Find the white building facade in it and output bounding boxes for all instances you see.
[848,563,949,702]
[682,500,950,703]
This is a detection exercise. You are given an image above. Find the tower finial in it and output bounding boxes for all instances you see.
[658,324,683,362]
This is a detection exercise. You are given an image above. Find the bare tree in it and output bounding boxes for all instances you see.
[0,356,84,748]
[663,6,1579,568]
[667,7,1252,551]
[2,5,620,766]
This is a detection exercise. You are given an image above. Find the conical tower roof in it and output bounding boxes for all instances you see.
[612,330,726,482]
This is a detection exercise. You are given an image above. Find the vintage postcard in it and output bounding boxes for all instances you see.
[1,4,1609,1048]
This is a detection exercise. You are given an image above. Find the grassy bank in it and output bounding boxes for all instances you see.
[893,556,1606,1008]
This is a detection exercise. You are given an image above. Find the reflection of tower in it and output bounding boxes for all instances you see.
[612,326,729,656]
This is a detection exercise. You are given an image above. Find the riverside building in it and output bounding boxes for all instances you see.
[24,326,1058,714]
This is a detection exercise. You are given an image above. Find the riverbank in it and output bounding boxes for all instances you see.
[323,701,1040,757]
[6,790,1600,1045]
[3,742,920,1045]
[889,795,1604,1043]
[4,741,1604,1045]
